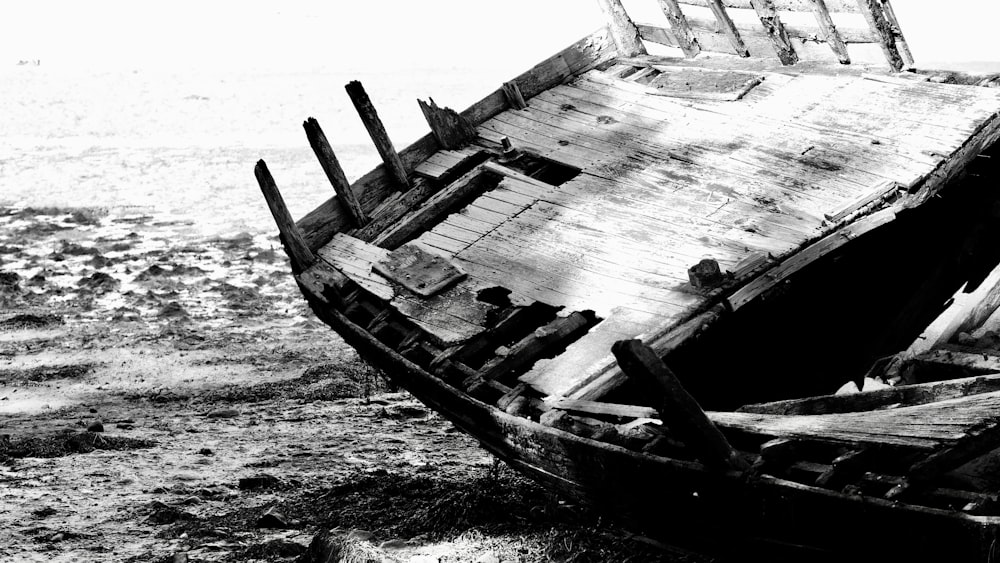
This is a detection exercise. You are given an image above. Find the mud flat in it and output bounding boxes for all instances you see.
[0,207,699,562]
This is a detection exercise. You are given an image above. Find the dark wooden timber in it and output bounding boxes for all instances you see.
[855,0,903,70]
[657,0,702,57]
[502,81,528,110]
[808,0,850,64]
[596,0,647,57]
[255,160,316,272]
[303,118,369,227]
[418,98,476,150]
[738,373,1000,416]
[750,0,799,65]
[878,0,912,65]
[480,312,592,382]
[345,80,410,190]
[706,0,750,57]
[613,339,740,469]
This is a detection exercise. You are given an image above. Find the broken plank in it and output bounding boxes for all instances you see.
[705,0,750,57]
[855,0,903,70]
[823,180,899,222]
[808,0,850,64]
[596,0,647,57]
[548,398,660,420]
[345,80,410,190]
[749,0,799,65]
[255,160,316,272]
[657,0,702,57]
[480,312,594,382]
[303,117,369,227]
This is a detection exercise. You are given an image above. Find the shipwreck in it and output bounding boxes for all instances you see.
[255,1,1000,559]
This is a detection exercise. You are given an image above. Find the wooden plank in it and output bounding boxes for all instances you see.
[372,164,497,249]
[345,80,410,190]
[856,0,903,70]
[413,148,482,181]
[480,312,593,382]
[738,373,1000,416]
[678,0,861,12]
[808,0,851,64]
[904,260,1000,357]
[294,26,616,252]
[705,0,750,57]
[254,160,316,272]
[822,179,898,222]
[657,0,702,57]
[749,0,799,65]
[613,339,742,469]
[549,398,660,419]
[656,12,875,45]
[595,0,647,57]
[303,117,369,227]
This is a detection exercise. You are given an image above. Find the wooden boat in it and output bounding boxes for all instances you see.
[254,1,1000,559]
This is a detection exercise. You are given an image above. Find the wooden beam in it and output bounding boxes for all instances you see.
[480,312,593,382]
[856,0,903,70]
[656,0,702,57]
[595,0,648,57]
[705,0,750,57]
[501,81,527,110]
[345,80,410,190]
[303,117,369,228]
[749,0,799,65]
[612,339,742,469]
[907,422,1000,486]
[904,260,1000,357]
[679,0,862,12]
[418,98,476,150]
[808,0,850,64]
[878,0,913,66]
[254,160,316,272]
[738,373,1000,416]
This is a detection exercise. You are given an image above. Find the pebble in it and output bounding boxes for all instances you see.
[197,448,213,455]
[86,421,104,433]
[255,508,290,529]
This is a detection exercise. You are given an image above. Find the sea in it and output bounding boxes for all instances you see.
[0,64,510,239]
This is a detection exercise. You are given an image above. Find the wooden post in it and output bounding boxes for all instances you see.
[808,0,850,64]
[254,160,316,272]
[595,0,647,57]
[501,81,527,110]
[302,117,369,228]
[856,0,904,71]
[612,339,742,469]
[656,0,701,58]
[344,81,410,190]
[706,0,750,58]
[749,0,799,66]
[417,98,476,150]
[878,0,913,66]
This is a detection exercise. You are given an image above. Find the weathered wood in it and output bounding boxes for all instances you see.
[549,398,660,419]
[749,0,799,65]
[705,0,750,57]
[678,0,862,12]
[738,373,1000,416]
[345,80,410,190]
[814,448,871,488]
[855,0,903,70]
[908,422,1000,485]
[254,160,316,272]
[612,339,740,469]
[480,312,593,382]
[595,0,647,57]
[419,98,476,150]
[656,0,702,57]
[373,164,498,249]
[808,0,850,64]
[822,180,898,222]
[878,0,913,66]
[303,118,369,227]
[502,81,528,110]
[904,260,1000,357]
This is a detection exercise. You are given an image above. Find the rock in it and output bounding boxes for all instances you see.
[378,538,410,550]
[86,421,104,433]
[77,272,119,293]
[475,552,501,563]
[255,508,290,529]
[206,408,239,419]
[171,553,188,563]
[157,301,188,318]
[198,448,213,455]
[238,474,282,490]
[835,380,859,395]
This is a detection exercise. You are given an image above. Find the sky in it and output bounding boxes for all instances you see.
[2,1,999,73]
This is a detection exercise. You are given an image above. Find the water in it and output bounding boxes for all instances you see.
[0,65,507,238]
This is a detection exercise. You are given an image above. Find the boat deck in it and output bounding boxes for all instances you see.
[318,59,1000,401]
